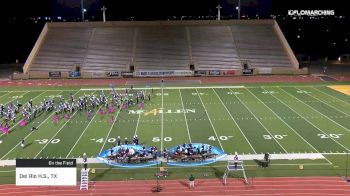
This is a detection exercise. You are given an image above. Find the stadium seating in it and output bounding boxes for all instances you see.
[231,24,292,68]
[134,27,189,70]
[189,26,241,70]
[83,27,134,72]
[26,20,296,73]
[30,28,91,71]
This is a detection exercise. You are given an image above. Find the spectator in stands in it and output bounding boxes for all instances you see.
[188,174,195,189]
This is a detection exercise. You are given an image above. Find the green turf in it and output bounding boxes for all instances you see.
[1,83,350,184]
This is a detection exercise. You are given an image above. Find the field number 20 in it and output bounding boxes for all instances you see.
[317,134,343,139]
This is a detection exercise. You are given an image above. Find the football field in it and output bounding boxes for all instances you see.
[0,85,350,161]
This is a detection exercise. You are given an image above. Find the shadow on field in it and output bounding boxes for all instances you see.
[24,142,33,148]
[91,167,112,181]
[210,166,224,179]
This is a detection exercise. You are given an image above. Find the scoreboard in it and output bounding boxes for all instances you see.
[16,159,76,186]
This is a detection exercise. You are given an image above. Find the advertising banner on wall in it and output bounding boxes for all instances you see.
[91,72,106,78]
[68,71,81,78]
[194,70,207,76]
[122,72,133,78]
[49,72,61,78]
[134,70,193,77]
[208,70,221,76]
[222,70,236,76]
[106,71,120,77]
[257,68,272,74]
[242,69,254,75]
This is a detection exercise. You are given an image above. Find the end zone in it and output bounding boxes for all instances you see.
[328,85,350,96]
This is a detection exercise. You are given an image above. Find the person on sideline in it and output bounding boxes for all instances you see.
[188,174,195,189]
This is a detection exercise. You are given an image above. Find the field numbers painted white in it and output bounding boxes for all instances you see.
[208,135,233,141]
[192,92,205,96]
[10,95,23,99]
[263,135,287,140]
[262,91,277,94]
[152,137,172,142]
[317,133,343,139]
[47,95,63,98]
[35,139,60,144]
[296,90,311,94]
[156,93,169,96]
[227,91,242,95]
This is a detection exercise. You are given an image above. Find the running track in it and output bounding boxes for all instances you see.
[1,177,349,196]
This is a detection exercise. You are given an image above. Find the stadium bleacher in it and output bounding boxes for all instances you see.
[231,24,292,68]
[24,20,298,76]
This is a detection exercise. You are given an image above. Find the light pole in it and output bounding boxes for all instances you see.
[81,0,85,22]
[101,6,107,22]
[236,0,241,20]
[216,5,222,20]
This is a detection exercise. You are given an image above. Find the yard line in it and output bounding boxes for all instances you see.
[0,91,46,138]
[2,91,30,106]
[66,92,107,158]
[132,113,141,138]
[0,92,10,99]
[308,88,350,117]
[34,90,82,158]
[0,91,63,160]
[161,84,164,152]
[289,87,350,134]
[271,87,350,152]
[229,88,288,153]
[195,89,224,152]
[34,110,79,158]
[298,87,350,127]
[99,108,122,154]
[313,87,350,107]
[212,88,256,153]
[179,89,192,143]
[250,88,333,164]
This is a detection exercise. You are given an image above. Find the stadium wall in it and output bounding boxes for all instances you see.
[46,19,275,28]
[23,23,49,74]
[273,21,299,69]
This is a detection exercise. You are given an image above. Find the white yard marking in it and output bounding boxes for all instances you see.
[34,90,82,158]
[196,89,224,152]
[99,108,122,154]
[295,87,350,133]
[0,92,10,99]
[253,88,333,164]
[179,89,192,143]
[273,87,350,152]
[0,91,63,160]
[212,88,256,153]
[133,113,141,138]
[313,87,350,107]
[230,88,288,153]
[66,92,107,158]
[160,85,164,151]
[0,91,46,138]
